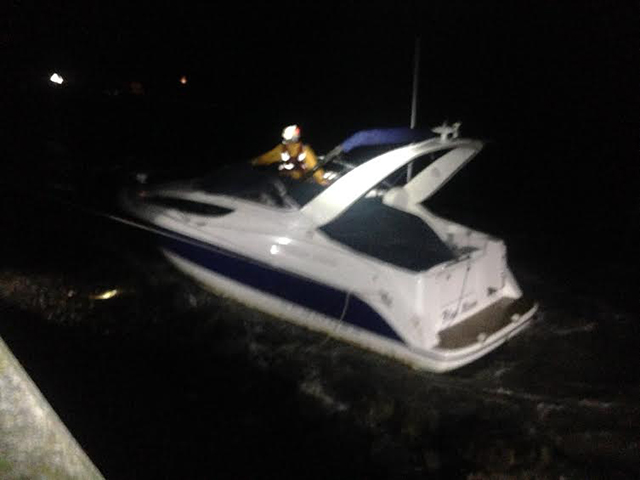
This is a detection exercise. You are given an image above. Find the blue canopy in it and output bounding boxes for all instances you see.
[340,128,435,153]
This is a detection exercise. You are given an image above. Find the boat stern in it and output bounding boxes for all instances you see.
[394,238,537,372]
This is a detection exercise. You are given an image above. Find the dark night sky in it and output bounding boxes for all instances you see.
[3,2,636,136]
[1,1,638,258]
[4,2,635,123]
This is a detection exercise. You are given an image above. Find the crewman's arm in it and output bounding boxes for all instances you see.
[304,146,328,185]
[251,145,282,166]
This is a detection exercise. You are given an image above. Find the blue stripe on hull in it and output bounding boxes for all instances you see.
[161,237,404,343]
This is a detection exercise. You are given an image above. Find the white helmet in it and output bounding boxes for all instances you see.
[282,125,301,143]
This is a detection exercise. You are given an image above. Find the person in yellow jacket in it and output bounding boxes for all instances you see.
[251,125,327,185]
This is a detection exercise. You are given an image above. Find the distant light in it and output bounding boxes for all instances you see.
[129,81,144,95]
[179,75,187,85]
[90,289,119,300]
[276,237,292,245]
[49,73,64,85]
[270,245,279,255]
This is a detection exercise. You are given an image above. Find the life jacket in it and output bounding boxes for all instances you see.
[278,143,308,173]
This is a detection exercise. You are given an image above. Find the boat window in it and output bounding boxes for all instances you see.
[281,178,327,206]
[320,197,454,271]
[368,148,454,192]
[198,164,296,209]
[147,196,234,216]
[408,148,453,181]
[235,182,294,209]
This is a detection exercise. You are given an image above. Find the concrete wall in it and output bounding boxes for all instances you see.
[0,336,104,479]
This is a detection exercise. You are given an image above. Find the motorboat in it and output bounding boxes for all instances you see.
[120,124,537,372]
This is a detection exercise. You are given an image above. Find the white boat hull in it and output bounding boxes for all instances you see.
[164,249,537,373]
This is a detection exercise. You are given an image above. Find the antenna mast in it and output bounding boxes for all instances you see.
[407,36,421,182]
[410,36,421,129]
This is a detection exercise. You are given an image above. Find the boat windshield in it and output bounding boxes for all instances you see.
[197,164,288,208]
[277,143,419,206]
[309,143,452,193]
[305,127,437,187]
[197,163,328,208]
[196,128,440,208]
